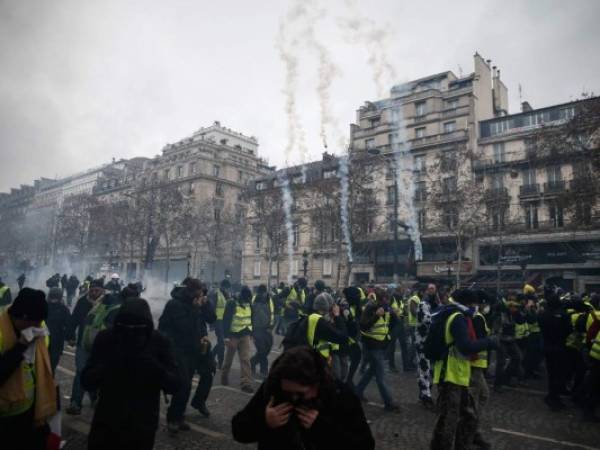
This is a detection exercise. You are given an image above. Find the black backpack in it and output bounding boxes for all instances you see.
[281,316,309,352]
[423,307,460,361]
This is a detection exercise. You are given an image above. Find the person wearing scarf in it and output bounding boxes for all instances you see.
[0,288,57,450]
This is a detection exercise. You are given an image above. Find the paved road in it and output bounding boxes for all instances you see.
[55,335,600,450]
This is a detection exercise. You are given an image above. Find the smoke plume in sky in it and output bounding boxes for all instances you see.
[0,0,599,191]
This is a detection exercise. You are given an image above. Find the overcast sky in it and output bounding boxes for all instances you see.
[1,0,599,192]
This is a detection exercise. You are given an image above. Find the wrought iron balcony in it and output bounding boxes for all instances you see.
[519,184,540,197]
[544,180,565,195]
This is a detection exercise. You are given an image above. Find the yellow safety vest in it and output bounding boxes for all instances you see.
[434,312,471,387]
[586,311,600,361]
[361,311,390,341]
[215,289,227,321]
[515,321,529,340]
[230,304,252,333]
[0,286,9,299]
[307,313,332,360]
[391,297,404,317]
[0,320,50,417]
[358,288,368,307]
[566,312,584,350]
[407,295,420,327]
[286,288,306,316]
[529,318,540,334]
[471,312,490,369]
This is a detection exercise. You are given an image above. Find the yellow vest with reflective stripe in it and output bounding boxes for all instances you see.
[407,295,420,327]
[215,289,227,321]
[391,298,404,317]
[515,321,529,340]
[307,313,332,359]
[434,312,471,387]
[566,312,584,350]
[230,304,252,333]
[0,286,9,298]
[586,312,600,361]
[361,311,390,341]
[471,312,489,369]
[0,320,50,417]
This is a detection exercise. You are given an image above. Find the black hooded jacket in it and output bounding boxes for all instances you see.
[158,286,216,355]
[82,299,180,448]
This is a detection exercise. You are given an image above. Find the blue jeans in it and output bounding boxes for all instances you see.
[355,347,394,407]
[70,345,96,407]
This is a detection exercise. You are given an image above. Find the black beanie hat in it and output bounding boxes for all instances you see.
[90,278,104,289]
[9,288,48,321]
[240,286,252,302]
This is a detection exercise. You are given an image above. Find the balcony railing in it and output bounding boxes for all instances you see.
[544,180,565,194]
[410,129,468,148]
[569,178,595,193]
[484,187,509,203]
[519,184,540,197]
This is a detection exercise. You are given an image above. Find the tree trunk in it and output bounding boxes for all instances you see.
[164,233,171,296]
[455,234,462,289]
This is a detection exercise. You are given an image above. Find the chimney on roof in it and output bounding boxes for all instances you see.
[521,101,533,112]
[214,121,221,127]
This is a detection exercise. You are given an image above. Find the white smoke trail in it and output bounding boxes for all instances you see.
[337,154,353,263]
[339,1,397,98]
[389,97,423,261]
[278,172,295,283]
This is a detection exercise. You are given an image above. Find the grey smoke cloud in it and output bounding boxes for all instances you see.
[0,0,598,192]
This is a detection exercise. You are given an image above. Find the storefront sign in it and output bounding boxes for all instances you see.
[479,240,600,266]
[417,261,474,277]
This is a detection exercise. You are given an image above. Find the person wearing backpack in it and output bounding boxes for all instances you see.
[355,289,400,412]
[65,279,105,416]
[250,284,274,379]
[430,289,498,450]
[221,286,255,393]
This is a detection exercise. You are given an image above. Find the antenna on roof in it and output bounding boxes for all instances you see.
[518,84,523,103]
[458,65,463,77]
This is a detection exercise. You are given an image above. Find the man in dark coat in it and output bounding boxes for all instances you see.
[65,275,80,308]
[232,346,374,450]
[46,287,71,373]
[46,273,60,289]
[82,298,180,450]
[250,284,273,378]
[158,278,216,433]
[65,279,105,415]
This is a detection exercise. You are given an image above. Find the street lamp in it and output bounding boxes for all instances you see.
[186,252,192,277]
[302,250,309,278]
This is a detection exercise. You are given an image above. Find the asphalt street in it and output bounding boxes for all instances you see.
[55,334,600,450]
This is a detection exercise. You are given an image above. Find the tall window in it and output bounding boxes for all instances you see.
[253,260,261,277]
[547,165,562,184]
[548,203,564,228]
[164,169,171,180]
[523,168,536,186]
[491,173,504,190]
[490,208,505,231]
[214,208,221,222]
[418,210,426,231]
[414,155,426,174]
[576,200,592,225]
[323,258,333,277]
[238,170,244,182]
[177,166,183,178]
[292,224,300,248]
[493,143,505,163]
[415,127,426,138]
[524,204,539,229]
[253,225,261,251]
[213,165,220,177]
[190,162,197,174]
[443,176,457,194]
[416,181,426,201]
[215,182,224,197]
[386,186,396,205]
[415,101,427,116]
[446,99,459,110]
[443,121,456,133]
[444,208,457,230]
[365,139,376,150]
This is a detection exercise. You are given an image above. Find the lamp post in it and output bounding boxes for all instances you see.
[302,250,309,279]
[186,252,192,277]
